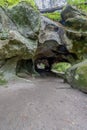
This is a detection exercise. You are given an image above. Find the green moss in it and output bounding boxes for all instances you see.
[73,65,87,92]
[23,0,37,10]
[72,40,87,60]
[0,73,8,85]
[43,12,61,21]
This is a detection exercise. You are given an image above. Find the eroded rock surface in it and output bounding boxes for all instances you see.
[34,16,76,72]
[66,60,87,93]
[61,5,87,60]
[0,2,77,83]
[61,5,87,92]
[0,2,40,82]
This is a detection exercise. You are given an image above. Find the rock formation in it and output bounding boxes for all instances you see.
[61,5,87,60]
[65,60,87,93]
[0,2,76,83]
[61,5,87,93]
[0,1,40,83]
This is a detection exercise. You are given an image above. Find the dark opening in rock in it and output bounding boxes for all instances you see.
[16,59,33,75]
[34,44,78,74]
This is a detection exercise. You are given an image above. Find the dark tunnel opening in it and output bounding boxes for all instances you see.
[16,44,78,76]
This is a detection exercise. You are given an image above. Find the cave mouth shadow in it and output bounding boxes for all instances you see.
[16,58,65,78]
[16,59,34,76]
[15,44,77,78]
[34,58,68,78]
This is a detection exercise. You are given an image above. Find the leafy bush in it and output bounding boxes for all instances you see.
[0,0,36,8]
[67,0,87,12]
[67,0,85,5]
[43,11,61,21]
[52,62,71,72]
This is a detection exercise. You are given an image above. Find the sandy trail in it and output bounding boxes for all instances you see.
[0,77,87,130]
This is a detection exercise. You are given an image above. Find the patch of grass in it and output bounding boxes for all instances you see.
[43,11,61,21]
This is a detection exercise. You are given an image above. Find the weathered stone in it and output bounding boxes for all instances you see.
[0,57,19,81]
[0,2,77,83]
[0,2,40,83]
[65,16,87,31]
[65,60,87,93]
[0,7,17,32]
[0,30,37,60]
[35,16,72,60]
[61,5,87,22]
[7,1,40,39]
[61,5,87,60]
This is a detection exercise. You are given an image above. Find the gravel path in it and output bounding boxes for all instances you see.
[0,77,87,130]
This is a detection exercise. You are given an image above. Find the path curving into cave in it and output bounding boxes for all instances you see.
[0,77,87,130]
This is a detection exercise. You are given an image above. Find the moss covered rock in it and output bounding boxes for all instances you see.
[0,2,77,83]
[66,60,87,93]
[35,16,72,60]
[7,1,40,39]
[61,5,87,60]
[0,1,40,83]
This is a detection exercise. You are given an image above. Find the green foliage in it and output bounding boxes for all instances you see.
[53,62,71,72]
[67,0,85,5]
[22,0,37,9]
[43,11,61,21]
[67,0,87,12]
[0,0,36,8]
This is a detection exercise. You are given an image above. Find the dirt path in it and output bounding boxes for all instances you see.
[0,77,87,130]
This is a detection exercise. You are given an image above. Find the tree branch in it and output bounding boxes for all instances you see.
[39,5,64,13]
[39,2,87,14]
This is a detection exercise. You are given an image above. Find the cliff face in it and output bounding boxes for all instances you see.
[35,0,66,9]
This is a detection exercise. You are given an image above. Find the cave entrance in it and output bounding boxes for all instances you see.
[16,59,34,76]
[34,58,51,73]
[16,58,72,77]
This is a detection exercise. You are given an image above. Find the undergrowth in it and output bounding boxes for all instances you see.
[52,62,71,73]
[43,11,61,21]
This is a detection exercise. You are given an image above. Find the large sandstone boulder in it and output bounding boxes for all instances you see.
[61,5,87,60]
[61,5,86,23]
[61,6,87,93]
[7,2,40,39]
[65,60,87,93]
[35,16,72,60]
[0,1,40,83]
[0,30,37,60]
